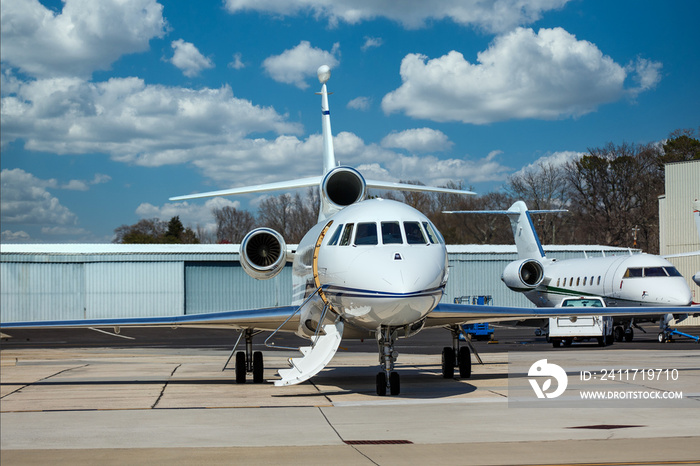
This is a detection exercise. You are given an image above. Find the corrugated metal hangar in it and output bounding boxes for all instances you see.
[1,243,638,323]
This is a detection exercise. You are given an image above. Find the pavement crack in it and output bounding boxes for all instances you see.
[1,364,89,399]
[318,407,379,466]
[151,364,181,409]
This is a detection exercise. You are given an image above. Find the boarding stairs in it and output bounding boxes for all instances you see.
[274,319,344,386]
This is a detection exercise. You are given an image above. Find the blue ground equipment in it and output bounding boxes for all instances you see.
[454,296,495,341]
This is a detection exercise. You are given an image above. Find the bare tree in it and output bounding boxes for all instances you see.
[213,206,256,244]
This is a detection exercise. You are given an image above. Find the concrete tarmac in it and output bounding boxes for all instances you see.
[2,343,700,465]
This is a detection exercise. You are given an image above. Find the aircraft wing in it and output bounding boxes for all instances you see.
[0,306,300,333]
[426,303,700,328]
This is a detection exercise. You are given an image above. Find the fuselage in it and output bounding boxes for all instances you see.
[292,198,448,331]
[526,253,692,307]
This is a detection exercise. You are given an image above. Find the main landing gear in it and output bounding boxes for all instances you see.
[442,326,473,379]
[376,326,400,396]
[225,329,265,384]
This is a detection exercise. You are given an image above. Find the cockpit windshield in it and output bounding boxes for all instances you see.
[355,222,378,245]
[623,266,683,278]
[404,222,427,244]
[327,219,440,246]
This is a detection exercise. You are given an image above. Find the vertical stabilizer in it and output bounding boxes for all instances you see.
[506,201,546,260]
[318,65,335,176]
[443,201,567,260]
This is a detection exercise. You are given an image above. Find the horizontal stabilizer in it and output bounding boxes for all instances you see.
[367,179,475,196]
[170,177,322,201]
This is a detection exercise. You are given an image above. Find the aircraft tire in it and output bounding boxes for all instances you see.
[441,347,455,378]
[624,328,634,342]
[614,326,624,342]
[235,351,247,384]
[458,347,471,378]
[658,332,666,343]
[389,371,400,396]
[376,372,387,396]
[252,351,264,383]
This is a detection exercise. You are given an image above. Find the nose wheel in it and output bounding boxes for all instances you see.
[376,326,400,396]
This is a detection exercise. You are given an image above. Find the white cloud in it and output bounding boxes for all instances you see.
[509,150,583,179]
[1,77,302,167]
[223,0,570,33]
[0,168,79,226]
[361,37,383,51]
[381,128,453,153]
[228,52,245,70]
[347,96,371,111]
[1,230,31,242]
[382,27,662,124]
[170,39,214,77]
[262,41,340,89]
[0,0,166,78]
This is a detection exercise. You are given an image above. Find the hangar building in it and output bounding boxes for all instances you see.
[1,243,638,323]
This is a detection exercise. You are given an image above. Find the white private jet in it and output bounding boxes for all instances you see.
[1,67,694,395]
[445,202,694,341]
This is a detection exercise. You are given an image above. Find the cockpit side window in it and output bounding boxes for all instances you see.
[339,223,354,246]
[327,224,343,246]
[422,221,443,244]
[664,267,682,277]
[623,268,643,278]
[381,222,403,244]
[355,222,378,245]
[644,267,667,277]
[404,221,427,244]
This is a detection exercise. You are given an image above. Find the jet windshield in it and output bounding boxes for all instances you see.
[326,220,443,246]
[623,266,683,278]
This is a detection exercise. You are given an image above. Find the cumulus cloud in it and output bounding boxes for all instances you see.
[381,128,453,153]
[0,168,79,227]
[347,96,371,111]
[223,0,570,33]
[1,77,302,169]
[382,27,662,124]
[170,39,214,77]
[0,0,166,78]
[262,41,340,89]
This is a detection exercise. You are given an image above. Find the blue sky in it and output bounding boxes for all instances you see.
[1,0,698,243]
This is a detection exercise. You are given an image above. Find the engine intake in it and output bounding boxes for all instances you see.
[501,259,544,291]
[321,166,367,211]
[240,228,287,280]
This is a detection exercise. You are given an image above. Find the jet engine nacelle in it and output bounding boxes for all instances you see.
[240,228,287,280]
[501,259,545,290]
[321,166,367,212]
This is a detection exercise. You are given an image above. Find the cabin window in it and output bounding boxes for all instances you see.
[556,278,560,287]
[590,276,594,285]
[576,277,580,286]
[664,267,682,277]
[597,276,601,285]
[354,222,378,245]
[623,268,643,278]
[404,222,427,244]
[381,222,403,244]
[327,224,343,246]
[339,223,354,246]
[422,222,442,244]
[644,267,667,277]
[569,277,574,286]
[583,277,587,286]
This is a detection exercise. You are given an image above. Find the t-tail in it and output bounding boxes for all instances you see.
[444,201,566,292]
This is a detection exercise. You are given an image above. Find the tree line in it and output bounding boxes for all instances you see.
[114,130,699,254]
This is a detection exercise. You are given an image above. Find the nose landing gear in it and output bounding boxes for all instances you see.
[376,326,400,396]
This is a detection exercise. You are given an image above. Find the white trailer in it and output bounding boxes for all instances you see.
[549,297,613,348]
